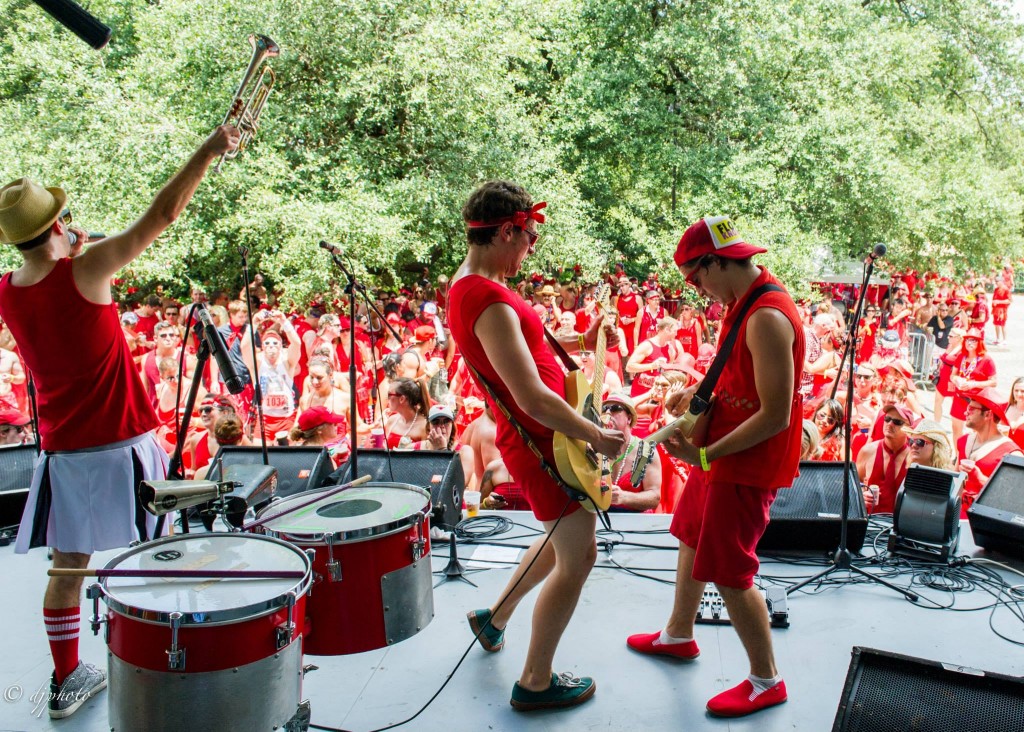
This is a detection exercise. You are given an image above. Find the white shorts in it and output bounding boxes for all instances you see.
[15,432,169,555]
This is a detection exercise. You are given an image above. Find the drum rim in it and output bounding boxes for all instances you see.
[257,482,431,544]
[100,533,313,627]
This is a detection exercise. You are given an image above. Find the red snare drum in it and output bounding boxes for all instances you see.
[258,482,433,655]
[92,533,312,732]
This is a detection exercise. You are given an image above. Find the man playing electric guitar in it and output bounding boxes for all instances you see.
[627,217,805,718]
[447,181,624,711]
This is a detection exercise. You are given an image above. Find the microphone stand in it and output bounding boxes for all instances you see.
[158,303,219,537]
[322,248,362,479]
[239,246,269,466]
[787,253,918,602]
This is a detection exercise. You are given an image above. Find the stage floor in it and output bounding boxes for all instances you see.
[1,512,1022,732]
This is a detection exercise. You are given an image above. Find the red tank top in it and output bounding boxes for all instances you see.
[701,267,805,489]
[676,320,701,359]
[0,259,157,450]
[448,275,565,490]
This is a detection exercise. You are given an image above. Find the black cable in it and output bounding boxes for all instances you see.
[309,494,577,732]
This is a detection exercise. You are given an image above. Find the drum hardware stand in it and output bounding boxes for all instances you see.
[320,241,406,472]
[786,247,918,603]
[167,611,186,671]
[276,592,298,649]
[434,533,481,588]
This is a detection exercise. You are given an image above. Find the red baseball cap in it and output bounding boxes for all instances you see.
[0,408,30,426]
[297,406,345,432]
[674,216,767,267]
[883,403,918,427]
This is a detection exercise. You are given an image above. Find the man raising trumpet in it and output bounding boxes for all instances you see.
[627,217,804,718]
[0,123,239,718]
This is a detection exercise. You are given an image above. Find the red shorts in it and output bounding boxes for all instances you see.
[261,413,296,442]
[669,470,777,590]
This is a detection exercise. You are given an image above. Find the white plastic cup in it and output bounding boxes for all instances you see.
[274,431,290,446]
[464,490,482,518]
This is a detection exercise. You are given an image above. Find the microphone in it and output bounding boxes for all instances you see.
[32,0,112,50]
[67,232,107,247]
[195,305,247,394]
[866,243,887,263]
[319,240,342,256]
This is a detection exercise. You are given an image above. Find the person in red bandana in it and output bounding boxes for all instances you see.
[627,216,803,718]
[449,181,624,712]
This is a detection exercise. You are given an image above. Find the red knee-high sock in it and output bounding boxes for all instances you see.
[44,607,80,685]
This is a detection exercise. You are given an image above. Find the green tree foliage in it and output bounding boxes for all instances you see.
[1,0,1022,304]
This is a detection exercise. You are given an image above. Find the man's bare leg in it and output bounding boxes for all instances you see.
[664,542,705,639]
[717,584,777,679]
[517,508,596,690]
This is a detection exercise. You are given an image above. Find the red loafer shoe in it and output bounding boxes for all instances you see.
[706,679,787,717]
[626,631,700,660]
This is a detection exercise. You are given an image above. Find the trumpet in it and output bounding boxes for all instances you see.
[213,33,280,173]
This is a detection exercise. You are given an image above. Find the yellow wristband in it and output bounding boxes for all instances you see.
[699,446,710,472]
[578,334,586,352]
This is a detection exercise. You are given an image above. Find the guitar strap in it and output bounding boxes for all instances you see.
[544,329,579,372]
[688,283,782,414]
[465,361,613,532]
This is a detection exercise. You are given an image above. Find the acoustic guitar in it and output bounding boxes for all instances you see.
[552,284,611,511]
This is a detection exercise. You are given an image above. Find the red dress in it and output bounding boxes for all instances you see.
[949,354,996,420]
[676,319,701,360]
[991,286,1010,326]
[616,292,641,354]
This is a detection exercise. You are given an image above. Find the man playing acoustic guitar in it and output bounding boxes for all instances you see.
[628,217,804,718]
[447,180,624,711]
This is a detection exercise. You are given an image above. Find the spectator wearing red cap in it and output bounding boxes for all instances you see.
[0,407,32,445]
[0,341,25,410]
[629,215,802,718]
[956,388,1021,516]
[856,403,916,514]
[948,328,996,443]
[290,405,348,467]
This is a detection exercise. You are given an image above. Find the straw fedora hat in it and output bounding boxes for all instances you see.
[0,178,67,245]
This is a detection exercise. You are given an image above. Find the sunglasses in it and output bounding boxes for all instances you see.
[59,208,73,225]
[907,437,930,448]
[602,405,628,415]
[883,416,906,426]
[855,374,873,380]
[200,406,215,414]
[517,227,540,246]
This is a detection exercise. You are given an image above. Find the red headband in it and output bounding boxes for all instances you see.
[466,201,547,229]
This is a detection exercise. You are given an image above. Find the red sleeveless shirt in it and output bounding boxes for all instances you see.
[700,267,805,489]
[0,259,157,450]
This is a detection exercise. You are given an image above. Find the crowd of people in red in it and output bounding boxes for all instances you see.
[0,261,1019,516]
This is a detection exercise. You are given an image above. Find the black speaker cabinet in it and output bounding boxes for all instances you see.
[968,453,1024,559]
[209,446,333,499]
[833,646,1024,731]
[758,461,867,552]
[0,443,36,530]
[331,449,465,530]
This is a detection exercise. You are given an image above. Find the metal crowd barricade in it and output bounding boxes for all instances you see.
[907,329,934,391]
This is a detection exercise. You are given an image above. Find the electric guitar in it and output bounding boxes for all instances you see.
[646,394,714,444]
[552,284,611,511]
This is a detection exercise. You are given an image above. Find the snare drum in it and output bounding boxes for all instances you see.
[258,482,433,655]
[94,533,312,732]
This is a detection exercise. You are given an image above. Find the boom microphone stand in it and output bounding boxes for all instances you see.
[787,245,918,602]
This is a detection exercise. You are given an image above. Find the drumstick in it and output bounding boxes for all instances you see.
[48,569,306,579]
[242,473,373,532]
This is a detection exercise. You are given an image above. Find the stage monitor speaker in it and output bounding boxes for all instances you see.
[209,446,333,500]
[757,461,867,552]
[0,444,36,531]
[889,464,964,562]
[968,453,1024,559]
[833,646,1024,732]
[331,449,465,530]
